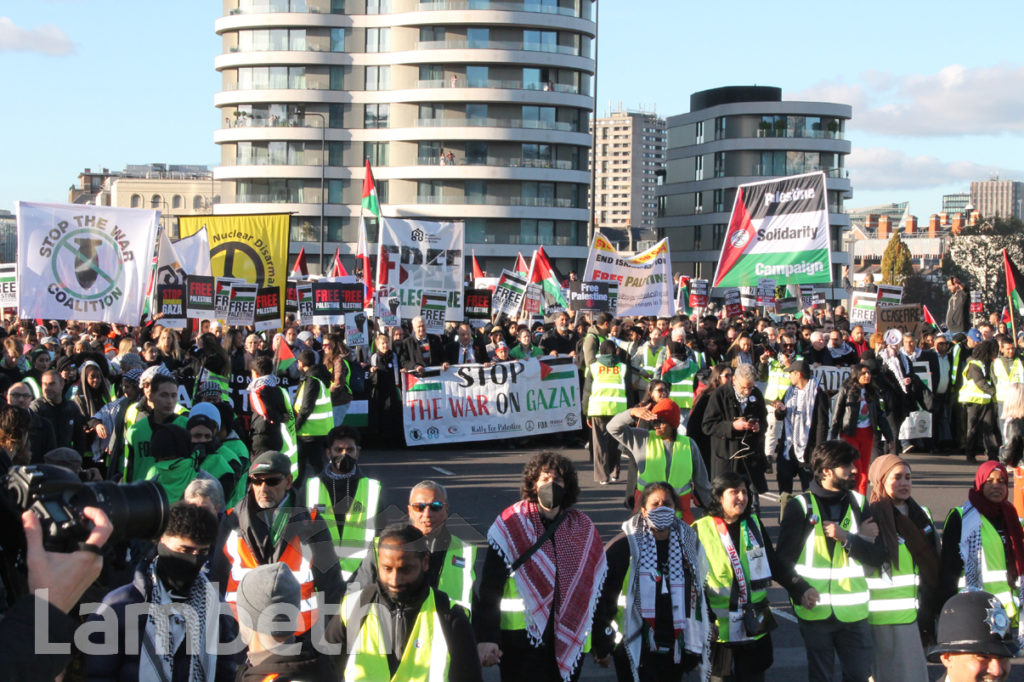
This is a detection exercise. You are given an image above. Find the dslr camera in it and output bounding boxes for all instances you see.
[6,465,169,553]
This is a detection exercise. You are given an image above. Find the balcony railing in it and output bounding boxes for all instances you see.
[416,1,580,17]
[754,128,845,140]
[225,114,326,128]
[416,156,577,170]
[416,195,578,208]
[751,165,849,179]
[417,78,579,93]
[417,39,579,56]
[415,117,578,132]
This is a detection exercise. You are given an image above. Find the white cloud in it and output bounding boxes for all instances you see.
[795,63,1024,136]
[848,147,1024,190]
[0,17,73,56]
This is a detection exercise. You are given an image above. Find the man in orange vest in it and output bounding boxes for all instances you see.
[211,451,343,638]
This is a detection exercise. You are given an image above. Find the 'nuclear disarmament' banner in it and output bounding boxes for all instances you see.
[402,356,580,445]
[582,234,673,317]
[713,171,831,287]
[16,202,158,324]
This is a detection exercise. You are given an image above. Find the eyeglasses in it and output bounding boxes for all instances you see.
[250,475,284,488]
[8,392,31,399]
[411,501,445,512]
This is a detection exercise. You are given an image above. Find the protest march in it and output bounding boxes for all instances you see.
[5,167,1024,682]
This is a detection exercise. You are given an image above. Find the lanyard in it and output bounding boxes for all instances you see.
[714,517,750,604]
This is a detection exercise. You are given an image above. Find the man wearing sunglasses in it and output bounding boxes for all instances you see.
[305,426,382,583]
[213,450,343,638]
[352,480,475,611]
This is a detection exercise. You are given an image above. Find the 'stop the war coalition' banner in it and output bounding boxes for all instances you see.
[713,171,832,288]
[582,234,674,318]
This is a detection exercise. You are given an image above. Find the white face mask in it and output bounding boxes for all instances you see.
[646,505,676,530]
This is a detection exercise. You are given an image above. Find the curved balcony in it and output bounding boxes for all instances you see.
[416,116,580,133]
[417,38,581,57]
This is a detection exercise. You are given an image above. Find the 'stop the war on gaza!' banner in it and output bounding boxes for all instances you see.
[15,202,158,324]
[713,171,831,288]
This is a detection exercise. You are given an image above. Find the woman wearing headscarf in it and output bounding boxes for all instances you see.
[591,481,711,682]
[474,451,606,682]
[694,472,776,682]
[865,455,939,682]
[940,461,1024,626]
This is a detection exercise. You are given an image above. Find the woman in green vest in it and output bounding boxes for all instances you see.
[591,481,711,682]
[865,455,939,682]
[694,472,777,682]
[940,461,1024,627]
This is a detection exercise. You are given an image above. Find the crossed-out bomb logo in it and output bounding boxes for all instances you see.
[40,215,134,312]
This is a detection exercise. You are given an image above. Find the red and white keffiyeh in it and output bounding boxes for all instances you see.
[488,500,607,681]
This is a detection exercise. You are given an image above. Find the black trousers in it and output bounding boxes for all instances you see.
[776,449,812,494]
[612,642,696,682]
[499,630,582,682]
[966,402,1001,460]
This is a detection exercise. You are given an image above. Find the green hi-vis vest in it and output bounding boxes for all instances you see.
[218,437,250,508]
[435,535,476,612]
[124,400,188,431]
[278,387,299,477]
[195,369,232,404]
[959,359,993,405]
[866,507,933,625]
[124,413,190,483]
[659,357,698,409]
[993,358,1024,403]
[296,376,335,437]
[587,361,628,417]
[340,587,449,682]
[763,355,803,402]
[637,434,695,522]
[695,514,773,642]
[307,476,382,581]
[642,344,664,377]
[950,505,1019,623]
[791,491,869,622]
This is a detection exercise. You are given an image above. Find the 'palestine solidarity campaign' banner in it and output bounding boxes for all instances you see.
[402,356,580,445]
[582,234,673,317]
[713,171,831,288]
[16,202,158,323]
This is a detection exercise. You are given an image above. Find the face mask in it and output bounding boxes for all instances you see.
[537,482,565,510]
[646,505,676,530]
[156,543,207,595]
[331,454,355,473]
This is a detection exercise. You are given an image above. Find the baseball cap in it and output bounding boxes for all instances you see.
[967,328,983,343]
[250,451,291,477]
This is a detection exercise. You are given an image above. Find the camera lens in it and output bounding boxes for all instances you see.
[69,480,169,545]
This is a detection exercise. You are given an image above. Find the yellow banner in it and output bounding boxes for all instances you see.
[178,214,289,286]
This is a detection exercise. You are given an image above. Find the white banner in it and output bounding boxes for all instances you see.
[812,366,851,393]
[16,202,158,324]
[849,290,876,332]
[376,218,464,322]
[582,233,673,317]
[402,356,580,445]
[491,270,528,318]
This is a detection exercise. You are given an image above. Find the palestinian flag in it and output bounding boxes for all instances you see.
[1004,249,1024,312]
[514,252,529,275]
[275,339,296,374]
[330,248,349,277]
[404,371,442,392]
[527,246,568,312]
[539,356,576,382]
[922,305,937,326]
[472,252,484,280]
[1003,307,1012,325]
[356,217,374,308]
[676,276,691,315]
[361,159,380,218]
[291,247,309,277]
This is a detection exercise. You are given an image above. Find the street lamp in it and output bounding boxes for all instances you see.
[300,110,327,274]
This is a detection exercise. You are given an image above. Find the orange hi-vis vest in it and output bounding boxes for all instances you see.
[222,520,319,635]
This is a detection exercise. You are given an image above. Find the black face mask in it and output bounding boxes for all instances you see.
[537,482,566,511]
[331,454,356,474]
[156,543,207,595]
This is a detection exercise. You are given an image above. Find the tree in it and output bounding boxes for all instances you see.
[880,231,913,286]
[949,217,1024,315]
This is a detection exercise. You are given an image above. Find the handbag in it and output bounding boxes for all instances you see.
[742,600,777,637]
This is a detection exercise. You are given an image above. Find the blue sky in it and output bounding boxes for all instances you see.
[3,0,1023,218]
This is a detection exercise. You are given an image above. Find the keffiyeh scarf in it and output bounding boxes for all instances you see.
[487,500,607,682]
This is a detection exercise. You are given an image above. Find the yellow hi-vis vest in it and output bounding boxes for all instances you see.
[992,357,1024,404]
[307,476,382,581]
[763,355,803,401]
[587,361,628,417]
[124,400,188,430]
[642,344,664,378]
[637,434,695,523]
[791,491,869,622]
[341,587,450,682]
[695,514,773,642]
[866,506,933,625]
[435,535,476,612]
[959,359,993,405]
[950,505,1019,623]
[295,375,335,437]
[659,357,698,409]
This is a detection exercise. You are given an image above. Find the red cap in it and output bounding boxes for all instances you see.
[651,398,681,429]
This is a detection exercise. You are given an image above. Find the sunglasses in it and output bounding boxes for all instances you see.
[411,501,445,512]
[250,475,284,487]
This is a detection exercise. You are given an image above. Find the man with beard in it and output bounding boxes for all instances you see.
[775,440,888,682]
[326,524,482,681]
[540,312,579,357]
[305,426,382,582]
[86,501,240,681]
[212,451,343,638]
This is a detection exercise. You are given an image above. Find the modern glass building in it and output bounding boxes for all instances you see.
[213,0,596,274]
[656,86,852,290]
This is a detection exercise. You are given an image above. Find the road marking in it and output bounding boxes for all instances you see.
[773,607,798,623]
[761,492,779,501]
[432,466,455,476]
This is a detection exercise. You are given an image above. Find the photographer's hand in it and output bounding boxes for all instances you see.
[24,507,112,614]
